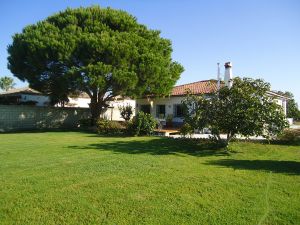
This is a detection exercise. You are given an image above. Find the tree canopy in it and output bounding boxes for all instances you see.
[0,76,15,91]
[182,77,288,146]
[276,91,300,120]
[7,6,183,121]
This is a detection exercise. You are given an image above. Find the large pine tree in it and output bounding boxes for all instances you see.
[8,6,183,122]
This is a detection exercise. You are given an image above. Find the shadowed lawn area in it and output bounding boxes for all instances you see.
[0,132,299,225]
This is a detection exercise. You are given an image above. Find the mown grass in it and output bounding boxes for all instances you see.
[0,132,299,225]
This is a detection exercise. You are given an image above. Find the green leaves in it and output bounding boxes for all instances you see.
[183,77,288,144]
[8,6,183,112]
[0,76,15,91]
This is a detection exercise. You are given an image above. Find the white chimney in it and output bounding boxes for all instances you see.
[224,62,233,88]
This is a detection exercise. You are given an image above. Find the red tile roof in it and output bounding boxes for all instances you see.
[171,80,220,96]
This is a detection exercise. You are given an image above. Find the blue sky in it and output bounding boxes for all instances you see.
[0,0,299,102]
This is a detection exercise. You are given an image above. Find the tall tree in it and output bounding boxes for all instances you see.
[276,91,300,120]
[287,99,300,120]
[0,76,15,91]
[183,78,288,146]
[7,6,183,122]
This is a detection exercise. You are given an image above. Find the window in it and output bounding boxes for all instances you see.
[140,105,151,114]
[174,104,184,117]
[156,105,166,118]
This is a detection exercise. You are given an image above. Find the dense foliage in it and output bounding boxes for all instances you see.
[276,91,300,120]
[0,76,15,91]
[180,123,193,137]
[287,99,300,120]
[277,129,300,144]
[96,118,125,135]
[183,77,289,146]
[7,6,183,122]
[118,104,133,121]
[128,111,157,136]
[78,118,93,128]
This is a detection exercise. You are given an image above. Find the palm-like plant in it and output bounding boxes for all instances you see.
[0,76,15,91]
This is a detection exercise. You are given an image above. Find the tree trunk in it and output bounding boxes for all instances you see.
[89,102,104,125]
[224,132,234,151]
[88,91,112,125]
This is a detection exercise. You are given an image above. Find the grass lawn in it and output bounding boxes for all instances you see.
[0,132,299,225]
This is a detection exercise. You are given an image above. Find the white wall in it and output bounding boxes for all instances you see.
[62,97,136,121]
[103,99,136,121]
[66,97,90,108]
[19,94,136,122]
[273,98,287,116]
[20,94,50,106]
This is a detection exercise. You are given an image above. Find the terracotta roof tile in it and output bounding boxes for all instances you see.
[171,80,220,96]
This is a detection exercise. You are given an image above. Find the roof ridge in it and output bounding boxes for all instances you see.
[0,86,42,95]
[174,79,217,88]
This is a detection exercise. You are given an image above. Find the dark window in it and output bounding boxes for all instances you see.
[156,105,166,118]
[140,105,151,114]
[174,104,184,117]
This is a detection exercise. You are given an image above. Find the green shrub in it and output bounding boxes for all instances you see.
[128,112,157,136]
[97,119,125,135]
[78,118,92,128]
[118,104,134,121]
[277,129,300,143]
[180,123,193,137]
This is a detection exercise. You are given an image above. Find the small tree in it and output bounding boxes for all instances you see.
[119,104,133,121]
[182,77,288,146]
[0,76,15,91]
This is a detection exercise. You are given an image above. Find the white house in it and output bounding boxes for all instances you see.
[0,87,50,106]
[0,87,91,107]
[136,62,289,127]
[136,80,220,127]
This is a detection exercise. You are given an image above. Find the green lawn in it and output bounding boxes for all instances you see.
[0,132,299,225]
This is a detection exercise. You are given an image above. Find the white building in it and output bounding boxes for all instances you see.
[0,87,50,106]
[56,93,136,121]
[102,98,136,121]
[0,87,136,121]
[136,80,219,127]
[136,62,289,127]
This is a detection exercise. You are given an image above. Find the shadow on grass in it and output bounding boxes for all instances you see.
[68,137,229,157]
[206,159,300,175]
